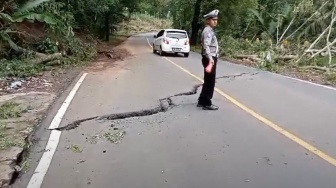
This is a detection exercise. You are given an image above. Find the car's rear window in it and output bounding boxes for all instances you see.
[166,31,188,39]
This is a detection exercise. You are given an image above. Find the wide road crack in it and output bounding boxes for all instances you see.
[54,72,258,131]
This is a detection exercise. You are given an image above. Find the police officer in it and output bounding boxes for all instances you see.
[197,9,219,110]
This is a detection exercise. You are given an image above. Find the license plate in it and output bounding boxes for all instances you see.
[172,48,181,52]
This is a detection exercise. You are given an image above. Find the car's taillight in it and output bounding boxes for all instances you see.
[185,39,189,45]
[163,38,169,44]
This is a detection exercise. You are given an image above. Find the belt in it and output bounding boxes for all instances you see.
[201,53,219,58]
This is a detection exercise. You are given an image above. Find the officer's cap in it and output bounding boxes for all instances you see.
[203,9,219,19]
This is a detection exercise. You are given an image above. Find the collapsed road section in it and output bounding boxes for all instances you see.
[53,72,258,131]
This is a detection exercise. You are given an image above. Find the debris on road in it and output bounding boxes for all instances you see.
[77,159,85,164]
[263,157,272,165]
[10,81,22,89]
[86,132,104,144]
[69,144,82,153]
[104,129,126,144]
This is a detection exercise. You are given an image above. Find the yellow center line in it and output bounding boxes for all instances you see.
[147,37,336,167]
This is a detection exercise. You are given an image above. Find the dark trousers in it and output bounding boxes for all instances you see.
[198,55,217,106]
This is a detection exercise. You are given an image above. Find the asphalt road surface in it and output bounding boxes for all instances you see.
[14,33,336,188]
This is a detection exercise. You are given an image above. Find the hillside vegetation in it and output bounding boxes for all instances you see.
[117,13,172,35]
[173,0,336,84]
[2,0,336,85]
[0,0,171,79]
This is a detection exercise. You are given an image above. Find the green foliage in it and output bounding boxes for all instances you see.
[35,37,58,53]
[0,0,150,78]
[18,0,52,13]
[219,35,271,57]
[0,59,44,77]
[0,0,59,51]
[0,124,25,150]
[170,0,335,45]
[171,0,336,74]
[0,101,25,119]
[14,12,58,24]
[117,12,172,35]
[138,0,171,18]
[1,0,332,79]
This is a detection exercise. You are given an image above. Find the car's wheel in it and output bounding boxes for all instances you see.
[184,53,189,57]
[159,46,165,56]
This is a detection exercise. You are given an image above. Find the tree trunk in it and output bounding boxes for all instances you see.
[105,12,110,42]
[190,0,202,45]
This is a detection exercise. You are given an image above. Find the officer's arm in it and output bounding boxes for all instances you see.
[202,30,214,62]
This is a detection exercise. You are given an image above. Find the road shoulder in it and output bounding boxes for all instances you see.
[1,37,131,187]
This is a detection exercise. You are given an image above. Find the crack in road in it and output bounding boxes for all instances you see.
[54,72,258,131]
[216,72,259,80]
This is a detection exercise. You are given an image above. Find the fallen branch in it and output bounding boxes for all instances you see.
[301,65,336,72]
[28,53,63,64]
[285,1,330,41]
[277,16,296,45]
[305,49,336,54]
[46,60,61,66]
[222,57,258,66]
[98,50,114,58]
[278,55,298,60]
[326,0,336,68]
[234,55,258,59]
[311,37,336,58]
[234,54,297,61]
[304,9,336,57]
[295,24,334,64]
[16,46,47,58]
[233,55,262,63]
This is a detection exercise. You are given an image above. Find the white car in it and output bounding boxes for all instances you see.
[152,29,190,57]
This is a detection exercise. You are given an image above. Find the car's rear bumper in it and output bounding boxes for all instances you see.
[162,44,190,53]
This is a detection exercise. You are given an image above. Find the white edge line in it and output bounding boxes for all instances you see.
[281,75,336,91]
[27,73,87,188]
[27,130,61,188]
[48,73,88,129]
[146,37,336,92]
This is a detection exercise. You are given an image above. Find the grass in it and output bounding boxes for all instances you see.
[191,45,201,52]
[104,129,126,144]
[0,102,27,150]
[0,125,25,150]
[108,34,130,46]
[324,72,336,81]
[70,144,82,153]
[0,101,26,119]
[0,59,44,78]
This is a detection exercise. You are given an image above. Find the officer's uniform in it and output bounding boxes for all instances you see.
[198,9,219,110]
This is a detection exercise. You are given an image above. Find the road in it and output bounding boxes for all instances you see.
[13,33,336,188]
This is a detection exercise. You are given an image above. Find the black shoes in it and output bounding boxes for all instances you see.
[197,104,219,110]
